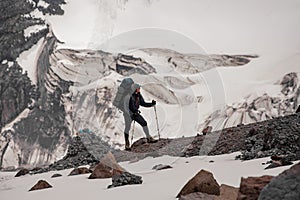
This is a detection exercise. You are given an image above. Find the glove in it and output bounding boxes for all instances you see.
[152,100,156,106]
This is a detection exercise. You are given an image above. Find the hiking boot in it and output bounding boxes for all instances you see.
[147,136,157,143]
[125,139,131,151]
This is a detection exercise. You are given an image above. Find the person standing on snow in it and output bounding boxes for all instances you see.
[123,83,157,150]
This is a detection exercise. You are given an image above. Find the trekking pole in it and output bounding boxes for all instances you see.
[131,120,135,145]
[154,105,160,140]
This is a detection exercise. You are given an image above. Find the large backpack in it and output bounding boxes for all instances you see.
[113,78,134,111]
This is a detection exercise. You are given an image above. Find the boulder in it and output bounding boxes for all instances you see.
[179,192,216,200]
[88,152,125,179]
[68,167,91,176]
[238,175,273,200]
[107,172,143,188]
[215,184,239,200]
[259,162,300,200]
[152,164,173,171]
[179,184,238,200]
[29,180,52,191]
[51,174,62,178]
[15,168,30,177]
[177,169,220,198]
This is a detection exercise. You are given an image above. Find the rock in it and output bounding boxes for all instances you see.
[88,152,125,179]
[107,172,143,188]
[237,175,273,200]
[68,167,91,176]
[179,192,216,200]
[202,126,213,135]
[152,164,173,171]
[177,169,220,198]
[29,180,52,191]
[265,156,293,170]
[51,174,62,178]
[296,105,300,113]
[215,184,239,200]
[259,162,300,200]
[15,168,30,177]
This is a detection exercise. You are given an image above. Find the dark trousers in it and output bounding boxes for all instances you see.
[123,113,148,140]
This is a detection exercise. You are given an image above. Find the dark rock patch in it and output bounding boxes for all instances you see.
[259,162,300,200]
[29,180,52,191]
[152,164,172,171]
[15,168,30,177]
[107,172,143,189]
[237,175,273,200]
[51,173,62,178]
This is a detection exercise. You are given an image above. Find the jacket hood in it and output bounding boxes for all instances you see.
[131,83,141,93]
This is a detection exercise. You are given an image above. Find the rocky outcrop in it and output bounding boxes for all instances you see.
[183,113,300,162]
[29,180,52,191]
[107,172,143,189]
[240,114,300,161]
[259,162,300,200]
[237,175,273,200]
[177,169,220,198]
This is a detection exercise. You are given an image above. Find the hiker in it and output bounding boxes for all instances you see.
[123,83,157,150]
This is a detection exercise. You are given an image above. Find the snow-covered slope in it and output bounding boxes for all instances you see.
[0,153,298,200]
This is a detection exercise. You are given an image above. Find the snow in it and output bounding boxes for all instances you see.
[38,0,49,9]
[0,152,298,200]
[23,25,47,38]
[17,38,44,84]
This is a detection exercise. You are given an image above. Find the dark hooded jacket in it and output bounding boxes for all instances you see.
[129,92,153,114]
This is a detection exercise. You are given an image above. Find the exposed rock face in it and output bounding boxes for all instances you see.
[0,0,69,169]
[177,169,220,198]
[68,167,91,176]
[259,162,300,200]
[237,175,273,200]
[29,180,52,191]
[107,172,143,189]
